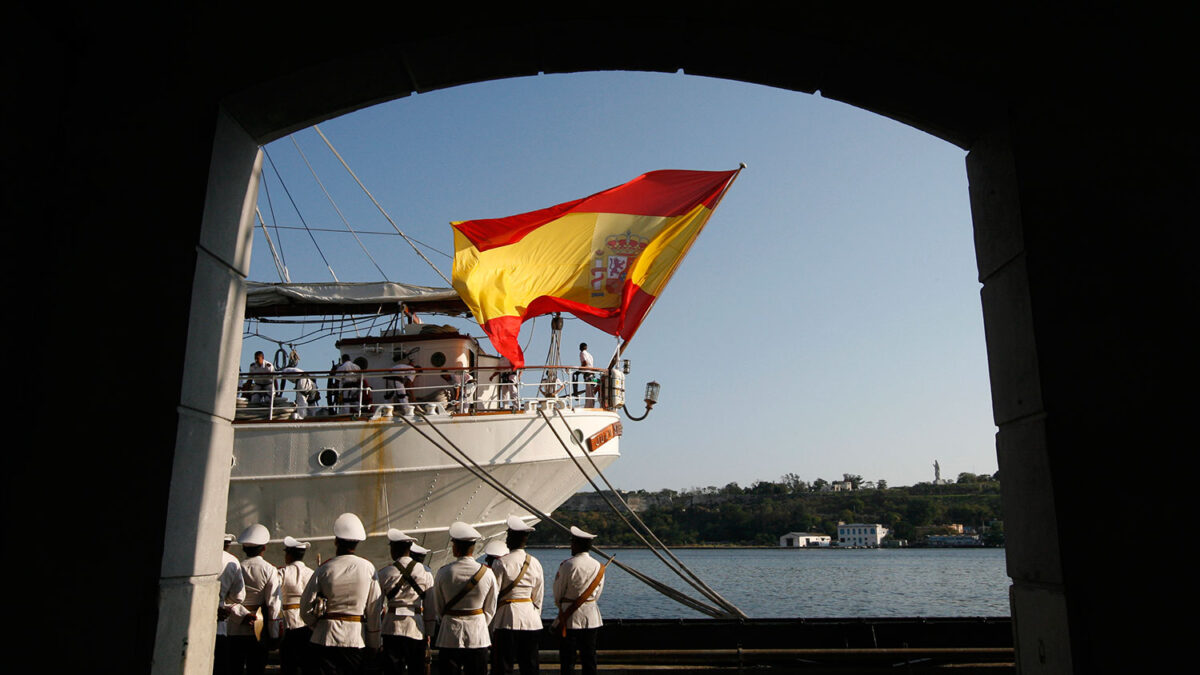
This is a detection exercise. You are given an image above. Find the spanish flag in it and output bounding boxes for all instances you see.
[452,168,740,367]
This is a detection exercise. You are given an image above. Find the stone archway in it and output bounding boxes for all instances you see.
[31,9,1187,675]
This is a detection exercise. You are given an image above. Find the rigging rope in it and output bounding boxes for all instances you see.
[290,134,390,281]
[263,147,339,282]
[259,164,288,271]
[551,407,747,618]
[255,207,290,283]
[394,413,730,618]
[312,125,453,286]
[538,409,747,619]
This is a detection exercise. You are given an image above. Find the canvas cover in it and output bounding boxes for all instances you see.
[244,281,467,318]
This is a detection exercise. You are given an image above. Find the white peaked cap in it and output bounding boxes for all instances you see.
[239,523,270,546]
[411,544,429,555]
[282,536,310,549]
[483,540,509,557]
[449,521,482,542]
[387,528,416,543]
[506,515,535,532]
[569,525,597,539]
[333,513,367,541]
[223,533,237,544]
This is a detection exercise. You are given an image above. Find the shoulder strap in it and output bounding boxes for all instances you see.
[442,563,487,613]
[388,559,422,600]
[557,560,607,636]
[498,552,532,600]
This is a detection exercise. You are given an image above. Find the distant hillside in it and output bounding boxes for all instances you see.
[544,474,1003,546]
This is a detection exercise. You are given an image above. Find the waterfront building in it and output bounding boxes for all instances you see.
[837,523,888,547]
[779,532,831,548]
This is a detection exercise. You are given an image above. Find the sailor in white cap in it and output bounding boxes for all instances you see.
[300,513,383,674]
[489,516,544,675]
[409,544,437,641]
[374,529,434,675]
[279,536,314,675]
[215,533,247,675]
[279,367,318,419]
[230,524,283,675]
[552,526,606,675]
[430,521,497,675]
[482,540,509,566]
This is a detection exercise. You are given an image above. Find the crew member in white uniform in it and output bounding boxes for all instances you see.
[216,533,248,675]
[375,529,434,675]
[280,368,317,419]
[279,536,314,675]
[383,354,416,408]
[430,521,497,675]
[334,355,362,414]
[577,344,596,407]
[230,524,283,675]
[490,516,545,675]
[301,513,383,675]
[553,526,605,675]
[246,351,276,406]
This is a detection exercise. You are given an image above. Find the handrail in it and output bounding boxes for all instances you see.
[234,365,614,421]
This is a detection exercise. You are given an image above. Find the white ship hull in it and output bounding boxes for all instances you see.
[228,407,619,566]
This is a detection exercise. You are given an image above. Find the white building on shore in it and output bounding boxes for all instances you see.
[779,532,831,548]
[837,523,888,547]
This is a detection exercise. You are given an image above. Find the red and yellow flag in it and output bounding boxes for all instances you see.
[452,168,740,367]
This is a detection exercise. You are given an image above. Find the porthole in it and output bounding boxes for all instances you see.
[318,448,339,468]
[572,428,585,444]
[430,352,446,367]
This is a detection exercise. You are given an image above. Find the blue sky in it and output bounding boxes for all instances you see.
[243,70,997,490]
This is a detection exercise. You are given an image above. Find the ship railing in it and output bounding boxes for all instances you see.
[234,364,612,421]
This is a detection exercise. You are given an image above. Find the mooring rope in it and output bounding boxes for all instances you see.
[393,412,729,618]
[538,409,746,619]
[551,407,747,618]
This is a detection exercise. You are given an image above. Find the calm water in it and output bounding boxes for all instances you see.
[526,547,1009,619]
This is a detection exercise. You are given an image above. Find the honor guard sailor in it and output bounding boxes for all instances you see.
[490,516,545,675]
[230,524,283,675]
[301,513,384,675]
[375,529,434,675]
[430,521,497,675]
[279,537,314,675]
[552,526,606,675]
[215,534,248,675]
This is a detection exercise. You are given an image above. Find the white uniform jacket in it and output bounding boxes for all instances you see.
[375,556,434,639]
[429,556,497,649]
[301,554,383,649]
[552,552,604,630]
[217,550,247,636]
[280,560,314,630]
[229,556,282,638]
[489,549,544,631]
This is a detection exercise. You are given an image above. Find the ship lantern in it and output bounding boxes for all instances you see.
[644,381,660,408]
[624,380,661,421]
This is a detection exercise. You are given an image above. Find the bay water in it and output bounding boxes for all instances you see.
[526,547,1009,619]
